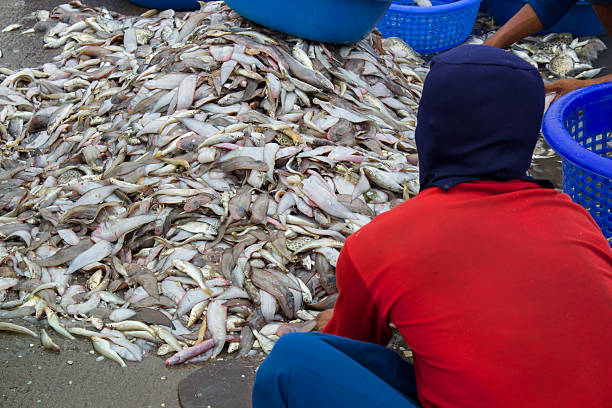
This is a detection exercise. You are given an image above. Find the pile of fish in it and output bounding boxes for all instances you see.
[468,16,608,79]
[0,1,426,366]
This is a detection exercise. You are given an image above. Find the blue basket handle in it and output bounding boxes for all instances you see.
[542,82,612,180]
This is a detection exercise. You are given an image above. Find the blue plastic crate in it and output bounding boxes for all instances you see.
[225,0,392,44]
[377,0,482,54]
[483,0,605,37]
[542,83,612,241]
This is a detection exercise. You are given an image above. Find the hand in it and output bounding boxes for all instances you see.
[315,309,334,331]
[545,78,592,102]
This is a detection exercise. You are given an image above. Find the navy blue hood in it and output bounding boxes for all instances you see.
[415,44,552,191]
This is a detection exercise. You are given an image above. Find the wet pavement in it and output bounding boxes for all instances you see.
[0,331,198,408]
[0,330,261,408]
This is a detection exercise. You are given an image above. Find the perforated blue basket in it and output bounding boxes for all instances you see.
[377,0,482,54]
[542,83,612,241]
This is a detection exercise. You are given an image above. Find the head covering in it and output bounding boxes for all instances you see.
[415,44,552,191]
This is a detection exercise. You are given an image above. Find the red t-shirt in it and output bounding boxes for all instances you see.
[324,180,612,408]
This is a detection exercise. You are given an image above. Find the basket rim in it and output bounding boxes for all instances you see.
[542,82,612,180]
[387,0,482,14]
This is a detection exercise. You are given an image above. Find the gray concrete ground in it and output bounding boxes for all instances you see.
[0,329,260,408]
[0,330,199,408]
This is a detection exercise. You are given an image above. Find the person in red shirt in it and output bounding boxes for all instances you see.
[251,44,612,408]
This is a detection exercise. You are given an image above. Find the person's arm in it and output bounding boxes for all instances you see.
[545,74,612,99]
[545,4,612,99]
[484,4,544,48]
[484,1,578,49]
[592,3,612,34]
[322,245,393,346]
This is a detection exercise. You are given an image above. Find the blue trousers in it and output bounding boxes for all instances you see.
[528,0,612,29]
[252,333,421,408]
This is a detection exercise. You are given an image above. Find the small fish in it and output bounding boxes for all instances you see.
[0,322,38,337]
[575,67,602,79]
[92,337,127,368]
[57,229,80,246]
[207,300,227,359]
[67,327,101,338]
[107,320,154,335]
[40,329,60,352]
[109,309,137,322]
[92,214,158,242]
[152,325,183,352]
[252,329,275,354]
[0,0,444,368]
[66,241,113,274]
[46,307,75,340]
[172,260,210,292]
[548,54,575,77]
[1,24,22,32]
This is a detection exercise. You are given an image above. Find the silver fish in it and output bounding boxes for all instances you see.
[92,336,127,368]
[0,1,432,366]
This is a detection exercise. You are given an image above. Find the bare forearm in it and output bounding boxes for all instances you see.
[592,4,612,37]
[545,74,612,101]
[483,4,543,48]
[586,73,612,86]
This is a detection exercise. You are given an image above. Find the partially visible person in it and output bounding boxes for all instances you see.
[484,1,612,98]
[251,45,612,408]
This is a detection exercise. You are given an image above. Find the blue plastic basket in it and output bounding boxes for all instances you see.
[377,0,482,54]
[225,0,392,44]
[484,0,605,37]
[127,0,200,10]
[542,83,612,240]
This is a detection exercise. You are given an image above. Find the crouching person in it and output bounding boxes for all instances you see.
[253,45,612,408]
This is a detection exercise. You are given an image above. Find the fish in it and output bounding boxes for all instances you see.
[68,327,102,338]
[92,214,158,242]
[0,0,428,365]
[34,239,94,267]
[107,320,155,335]
[575,67,602,79]
[252,329,275,354]
[470,18,607,80]
[109,308,137,322]
[1,24,22,32]
[40,329,60,352]
[548,55,575,77]
[0,322,39,337]
[166,334,239,366]
[65,240,113,274]
[152,325,183,353]
[92,336,127,368]
[207,300,227,359]
[172,259,210,292]
[46,307,75,340]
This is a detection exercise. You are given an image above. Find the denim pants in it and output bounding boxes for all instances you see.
[252,332,422,408]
